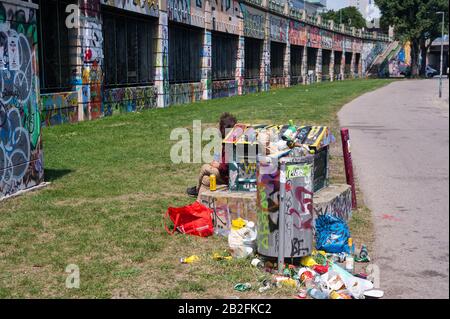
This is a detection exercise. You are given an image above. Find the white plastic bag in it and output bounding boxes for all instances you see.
[330,263,374,299]
[228,221,257,258]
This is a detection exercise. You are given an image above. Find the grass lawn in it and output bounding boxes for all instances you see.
[0,79,393,298]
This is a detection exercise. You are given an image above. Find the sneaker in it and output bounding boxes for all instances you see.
[186,186,198,197]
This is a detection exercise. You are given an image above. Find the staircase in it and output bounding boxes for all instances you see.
[366,41,401,78]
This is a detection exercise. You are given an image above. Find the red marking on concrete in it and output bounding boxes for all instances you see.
[381,214,401,221]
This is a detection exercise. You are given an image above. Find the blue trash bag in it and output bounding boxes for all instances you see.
[315,214,351,253]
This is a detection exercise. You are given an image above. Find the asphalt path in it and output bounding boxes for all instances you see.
[338,78,449,299]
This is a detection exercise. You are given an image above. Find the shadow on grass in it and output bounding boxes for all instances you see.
[44,168,73,182]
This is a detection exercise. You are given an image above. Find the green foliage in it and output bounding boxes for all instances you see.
[375,0,449,75]
[321,7,367,29]
[376,0,448,42]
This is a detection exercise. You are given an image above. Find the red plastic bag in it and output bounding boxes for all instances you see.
[164,201,214,237]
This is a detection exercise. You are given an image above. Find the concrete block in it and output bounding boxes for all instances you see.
[199,190,257,236]
[313,184,352,222]
[200,183,352,236]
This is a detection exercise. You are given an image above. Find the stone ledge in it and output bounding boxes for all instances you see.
[200,183,352,233]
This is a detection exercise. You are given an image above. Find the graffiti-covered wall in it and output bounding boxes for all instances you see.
[24,0,390,127]
[1,0,44,199]
[41,92,79,127]
[101,0,159,17]
[388,42,411,77]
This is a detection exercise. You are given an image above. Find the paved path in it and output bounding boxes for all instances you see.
[338,79,449,299]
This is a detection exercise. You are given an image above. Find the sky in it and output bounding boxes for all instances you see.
[326,0,381,19]
[327,0,348,11]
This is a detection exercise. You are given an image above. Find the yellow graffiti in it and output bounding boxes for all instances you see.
[404,41,411,66]
[240,161,257,174]
[133,0,158,9]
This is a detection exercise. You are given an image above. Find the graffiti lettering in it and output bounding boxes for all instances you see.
[291,238,309,256]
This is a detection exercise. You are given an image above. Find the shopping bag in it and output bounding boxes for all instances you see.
[164,201,214,237]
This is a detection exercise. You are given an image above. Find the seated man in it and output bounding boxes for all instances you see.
[186,112,237,199]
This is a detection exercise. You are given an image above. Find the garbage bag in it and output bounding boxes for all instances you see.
[164,201,214,237]
[315,214,350,253]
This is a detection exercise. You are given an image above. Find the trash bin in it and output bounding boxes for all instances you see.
[256,153,314,259]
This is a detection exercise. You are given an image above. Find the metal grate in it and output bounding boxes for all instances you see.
[37,0,74,93]
[103,7,156,88]
[244,37,262,79]
[211,32,238,81]
[168,23,202,84]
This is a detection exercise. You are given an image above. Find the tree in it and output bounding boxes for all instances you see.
[321,7,367,29]
[375,0,449,77]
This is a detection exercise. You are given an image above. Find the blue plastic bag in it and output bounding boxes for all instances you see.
[315,215,351,253]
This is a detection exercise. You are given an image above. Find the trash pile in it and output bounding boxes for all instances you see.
[167,120,383,299]
[177,216,382,299]
[247,246,382,299]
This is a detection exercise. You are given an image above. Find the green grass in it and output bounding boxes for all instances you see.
[0,79,393,298]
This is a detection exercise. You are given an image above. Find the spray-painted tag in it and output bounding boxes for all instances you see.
[8,35,20,71]
[0,46,5,70]
[280,170,286,184]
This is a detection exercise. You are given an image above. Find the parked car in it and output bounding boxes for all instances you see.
[426,65,439,78]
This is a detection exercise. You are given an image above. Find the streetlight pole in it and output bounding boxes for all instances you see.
[437,12,444,98]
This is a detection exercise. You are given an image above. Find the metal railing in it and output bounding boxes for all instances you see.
[239,0,391,42]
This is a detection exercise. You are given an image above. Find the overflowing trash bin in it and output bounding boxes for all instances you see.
[170,120,384,299]
[256,154,315,259]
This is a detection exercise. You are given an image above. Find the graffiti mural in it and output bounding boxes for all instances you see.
[321,30,333,50]
[101,0,159,17]
[168,0,191,25]
[257,161,280,255]
[78,2,103,120]
[243,78,261,94]
[353,39,362,53]
[333,33,343,51]
[211,0,240,35]
[344,36,353,52]
[103,86,157,115]
[289,21,307,46]
[236,36,244,95]
[168,82,203,105]
[239,3,264,39]
[269,14,287,43]
[0,2,44,198]
[314,184,352,223]
[283,160,314,257]
[308,26,321,48]
[155,11,169,107]
[41,92,78,127]
[270,76,285,88]
[361,41,387,74]
[257,157,314,258]
[200,191,257,236]
[212,80,237,98]
[387,42,411,77]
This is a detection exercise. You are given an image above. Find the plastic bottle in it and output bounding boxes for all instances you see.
[282,120,297,142]
[359,245,369,259]
[180,255,200,264]
[251,258,264,269]
[345,238,354,273]
[307,288,329,299]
